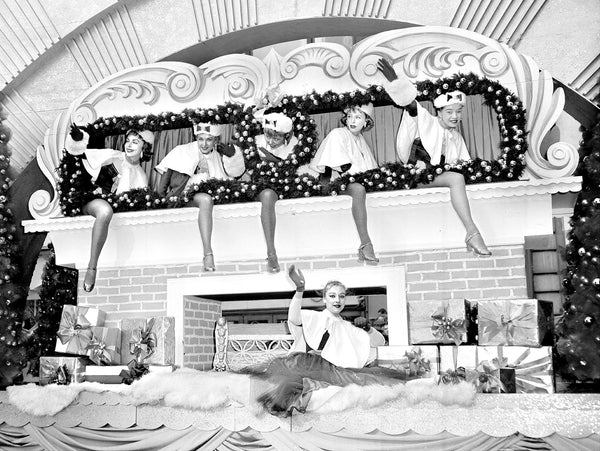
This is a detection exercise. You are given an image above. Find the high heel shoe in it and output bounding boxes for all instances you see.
[203,253,216,272]
[358,242,379,265]
[83,267,96,292]
[266,253,280,273]
[465,232,492,257]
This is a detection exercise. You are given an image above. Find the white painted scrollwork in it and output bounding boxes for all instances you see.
[77,63,205,117]
[200,54,269,105]
[505,53,579,179]
[280,43,350,79]
[30,110,75,219]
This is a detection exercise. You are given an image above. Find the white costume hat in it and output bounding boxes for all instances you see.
[346,103,374,118]
[193,122,222,137]
[263,113,293,134]
[136,130,155,146]
[433,91,466,109]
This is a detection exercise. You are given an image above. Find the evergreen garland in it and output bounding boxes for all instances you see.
[556,114,600,382]
[0,102,27,388]
[57,73,528,215]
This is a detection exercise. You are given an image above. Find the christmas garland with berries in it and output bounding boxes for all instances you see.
[57,72,527,216]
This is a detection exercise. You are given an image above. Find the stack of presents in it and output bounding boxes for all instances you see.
[377,298,555,393]
[39,305,175,385]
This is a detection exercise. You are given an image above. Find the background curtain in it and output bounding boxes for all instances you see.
[1,424,598,451]
[104,96,500,191]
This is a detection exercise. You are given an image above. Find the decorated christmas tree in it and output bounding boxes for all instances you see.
[0,103,28,388]
[557,114,600,383]
[25,245,78,376]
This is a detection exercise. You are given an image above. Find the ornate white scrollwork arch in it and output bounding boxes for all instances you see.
[349,27,577,180]
[31,26,577,220]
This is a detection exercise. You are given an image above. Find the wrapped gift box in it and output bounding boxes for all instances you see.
[438,345,479,384]
[478,299,554,346]
[85,365,129,384]
[377,345,439,379]
[120,317,175,365]
[55,305,106,355]
[476,346,554,394]
[86,327,121,365]
[408,300,467,345]
[39,356,87,385]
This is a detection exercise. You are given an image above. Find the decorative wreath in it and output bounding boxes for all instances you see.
[57,72,527,216]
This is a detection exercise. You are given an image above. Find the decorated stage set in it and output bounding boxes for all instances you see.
[4,25,600,449]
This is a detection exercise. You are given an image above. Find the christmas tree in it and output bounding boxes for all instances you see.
[0,103,28,388]
[26,245,78,375]
[557,113,600,383]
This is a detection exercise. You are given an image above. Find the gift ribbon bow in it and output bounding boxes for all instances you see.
[492,347,552,393]
[475,360,506,393]
[479,302,536,345]
[438,345,469,385]
[41,361,72,385]
[56,308,93,353]
[430,302,466,345]
[129,318,157,362]
[87,336,117,365]
[440,367,467,385]
[403,347,431,377]
[119,359,149,385]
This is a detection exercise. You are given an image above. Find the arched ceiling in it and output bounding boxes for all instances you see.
[163,17,416,67]
[0,0,598,176]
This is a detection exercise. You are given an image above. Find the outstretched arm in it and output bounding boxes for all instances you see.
[287,264,305,326]
[377,57,418,107]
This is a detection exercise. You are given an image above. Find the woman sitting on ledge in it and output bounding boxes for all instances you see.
[64,125,155,292]
[378,58,492,257]
[252,112,301,273]
[310,104,380,264]
[242,265,407,417]
[155,123,245,272]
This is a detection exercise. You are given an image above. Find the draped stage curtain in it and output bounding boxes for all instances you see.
[104,95,500,192]
[1,424,598,451]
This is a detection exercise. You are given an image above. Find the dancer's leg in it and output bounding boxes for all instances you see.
[258,189,280,272]
[427,172,491,255]
[82,199,114,291]
[193,193,215,270]
[346,183,378,263]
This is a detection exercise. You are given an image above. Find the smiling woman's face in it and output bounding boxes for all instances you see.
[438,103,463,129]
[324,284,347,315]
[124,133,145,161]
[196,133,217,154]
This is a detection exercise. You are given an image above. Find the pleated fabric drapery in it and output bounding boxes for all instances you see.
[1,424,598,451]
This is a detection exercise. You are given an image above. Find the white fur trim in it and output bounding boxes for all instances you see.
[263,113,293,133]
[384,77,418,107]
[137,130,155,146]
[65,132,90,156]
[433,91,466,109]
[6,368,475,417]
[194,123,222,137]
